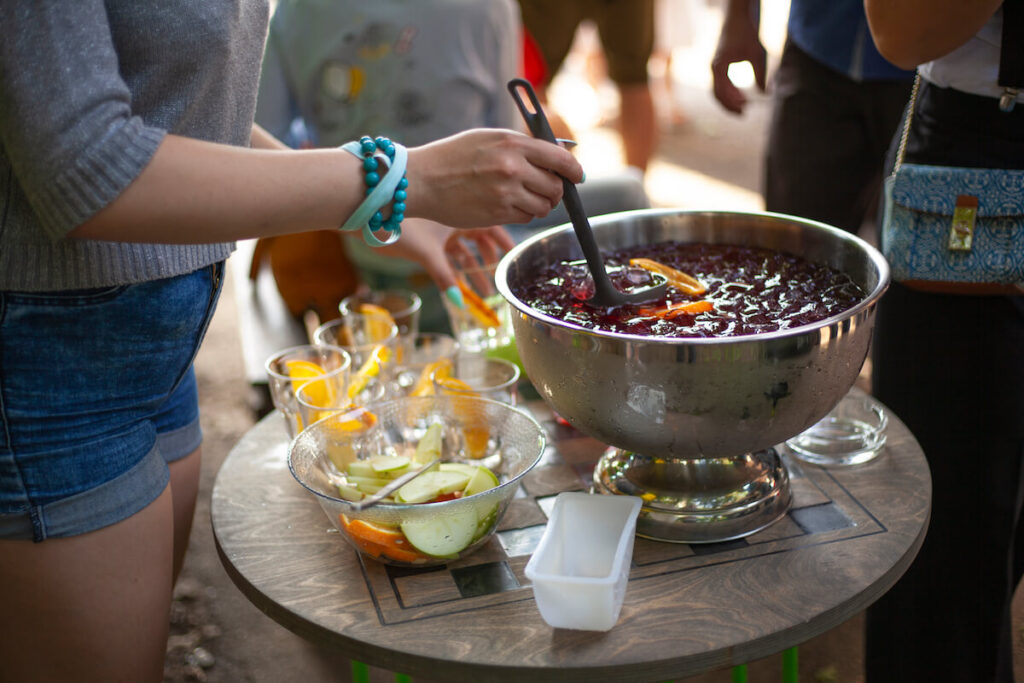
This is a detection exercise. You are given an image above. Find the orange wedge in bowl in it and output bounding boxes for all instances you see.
[339,515,427,564]
[629,258,706,296]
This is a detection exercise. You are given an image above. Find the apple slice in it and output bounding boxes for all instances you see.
[438,462,479,478]
[347,475,394,494]
[395,470,470,504]
[337,483,364,502]
[400,511,478,557]
[346,460,376,478]
[463,466,500,497]
[413,423,443,465]
[370,455,410,474]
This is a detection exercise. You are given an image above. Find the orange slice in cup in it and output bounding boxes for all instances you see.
[435,377,489,459]
[410,358,454,397]
[456,277,501,329]
[347,344,392,399]
[358,303,398,342]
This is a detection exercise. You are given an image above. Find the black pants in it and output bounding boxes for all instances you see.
[866,80,1024,683]
[765,41,913,234]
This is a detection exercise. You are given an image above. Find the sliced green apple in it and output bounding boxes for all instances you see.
[413,422,443,465]
[438,462,479,478]
[463,466,500,497]
[346,459,376,478]
[395,470,470,504]
[400,512,478,557]
[337,483,364,502]
[370,455,410,474]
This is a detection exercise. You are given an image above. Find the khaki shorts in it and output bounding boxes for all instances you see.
[518,0,654,85]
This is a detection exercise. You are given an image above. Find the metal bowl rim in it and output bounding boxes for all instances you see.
[495,208,891,345]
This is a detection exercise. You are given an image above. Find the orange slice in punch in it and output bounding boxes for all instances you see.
[456,278,501,329]
[638,300,715,319]
[629,258,706,296]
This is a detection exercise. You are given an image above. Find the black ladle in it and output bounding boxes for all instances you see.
[507,78,667,307]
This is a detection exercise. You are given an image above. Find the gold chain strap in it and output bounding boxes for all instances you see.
[893,72,921,175]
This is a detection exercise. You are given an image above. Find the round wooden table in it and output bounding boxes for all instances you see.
[212,389,930,683]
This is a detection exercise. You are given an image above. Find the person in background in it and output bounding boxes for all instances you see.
[863,2,1024,681]
[516,0,657,175]
[0,2,582,681]
[255,0,524,332]
[711,0,914,235]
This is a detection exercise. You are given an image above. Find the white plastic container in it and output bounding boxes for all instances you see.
[524,492,642,631]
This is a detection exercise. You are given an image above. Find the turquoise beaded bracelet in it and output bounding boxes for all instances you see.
[338,136,408,247]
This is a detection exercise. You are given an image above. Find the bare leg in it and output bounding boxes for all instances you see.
[0,487,175,683]
[617,82,657,172]
[168,446,202,584]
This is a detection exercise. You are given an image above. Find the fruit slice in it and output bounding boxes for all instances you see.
[337,483,364,502]
[410,358,453,397]
[438,462,480,478]
[340,516,428,563]
[456,277,501,328]
[347,344,392,399]
[413,422,444,465]
[629,257,706,296]
[400,511,478,557]
[463,465,500,497]
[370,455,410,474]
[638,300,715,319]
[284,359,324,383]
[435,378,490,459]
[358,303,398,342]
[395,470,471,504]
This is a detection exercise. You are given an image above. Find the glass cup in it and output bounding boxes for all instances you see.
[340,288,422,340]
[785,393,888,467]
[442,260,519,368]
[265,344,351,438]
[313,314,398,405]
[433,356,520,406]
[390,332,460,397]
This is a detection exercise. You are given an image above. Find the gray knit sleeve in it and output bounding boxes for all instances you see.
[0,0,167,242]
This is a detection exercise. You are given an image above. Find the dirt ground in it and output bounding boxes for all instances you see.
[163,6,1024,681]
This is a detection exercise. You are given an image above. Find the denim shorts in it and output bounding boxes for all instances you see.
[0,263,224,541]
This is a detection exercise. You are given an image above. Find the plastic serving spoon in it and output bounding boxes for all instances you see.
[507,78,667,307]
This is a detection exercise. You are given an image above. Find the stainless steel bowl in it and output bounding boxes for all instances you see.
[495,209,889,542]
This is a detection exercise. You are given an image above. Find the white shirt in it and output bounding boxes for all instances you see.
[919,9,1021,102]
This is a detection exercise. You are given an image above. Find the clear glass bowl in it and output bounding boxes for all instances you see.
[288,395,546,566]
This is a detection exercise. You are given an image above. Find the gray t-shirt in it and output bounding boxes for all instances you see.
[0,0,270,291]
[255,0,520,149]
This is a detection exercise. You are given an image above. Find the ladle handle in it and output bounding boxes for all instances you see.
[506,78,624,306]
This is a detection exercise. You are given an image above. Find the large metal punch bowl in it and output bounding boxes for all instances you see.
[495,209,890,543]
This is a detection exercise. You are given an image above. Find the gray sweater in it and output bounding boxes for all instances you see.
[0,0,270,291]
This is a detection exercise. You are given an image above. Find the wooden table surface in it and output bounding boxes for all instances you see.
[211,389,930,683]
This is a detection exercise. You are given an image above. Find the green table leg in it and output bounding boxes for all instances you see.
[351,660,370,683]
[782,646,798,683]
[732,664,748,683]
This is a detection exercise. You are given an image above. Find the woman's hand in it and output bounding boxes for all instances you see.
[368,218,515,295]
[405,129,583,229]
